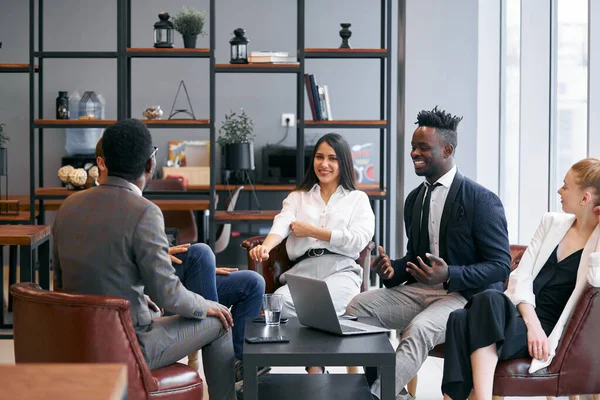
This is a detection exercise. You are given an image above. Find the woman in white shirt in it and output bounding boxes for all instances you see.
[250,132,375,321]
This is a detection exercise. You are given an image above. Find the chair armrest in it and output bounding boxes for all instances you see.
[357,241,375,292]
[241,236,291,293]
[548,285,600,393]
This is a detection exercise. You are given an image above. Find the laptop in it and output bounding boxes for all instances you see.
[286,274,390,336]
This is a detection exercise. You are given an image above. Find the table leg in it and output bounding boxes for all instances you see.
[243,365,258,400]
[19,246,33,284]
[8,246,17,311]
[38,240,50,290]
[0,245,4,328]
[380,365,395,400]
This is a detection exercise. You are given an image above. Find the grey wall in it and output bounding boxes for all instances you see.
[0,0,398,265]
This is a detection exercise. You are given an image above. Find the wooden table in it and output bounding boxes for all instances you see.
[0,363,127,400]
[0,225,51,330]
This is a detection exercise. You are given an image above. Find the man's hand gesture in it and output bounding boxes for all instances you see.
[406,253,449,285]
[372,246,394,280]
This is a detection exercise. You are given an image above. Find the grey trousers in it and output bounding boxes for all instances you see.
[346,283,467,400]
[137,315,236,400]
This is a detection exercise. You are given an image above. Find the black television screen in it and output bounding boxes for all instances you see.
[261,145,314,184]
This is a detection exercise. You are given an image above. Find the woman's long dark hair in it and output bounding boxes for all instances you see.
[296,133,356,192]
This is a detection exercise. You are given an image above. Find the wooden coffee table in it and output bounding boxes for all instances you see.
[0,225,51,331]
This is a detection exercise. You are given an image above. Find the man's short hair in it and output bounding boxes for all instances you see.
[415,106,463,149]
[102,119,154,181]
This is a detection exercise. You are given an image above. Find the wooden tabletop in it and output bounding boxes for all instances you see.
[0,363,127,400]
[0,211,39,222]
[19,192,210,212]
[0,225,51,246]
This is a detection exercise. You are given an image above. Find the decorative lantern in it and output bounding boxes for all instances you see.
[154,12,174,48]
[229,28,249,64]
[78,91,102,120]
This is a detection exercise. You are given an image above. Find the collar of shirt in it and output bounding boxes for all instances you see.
[131,184,143,197]
[425,165,457,188]
[309,183,350,196]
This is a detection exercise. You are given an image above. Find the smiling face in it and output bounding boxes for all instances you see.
[410,126,454,183]
[313,141,340,186]
[558,168,588,214]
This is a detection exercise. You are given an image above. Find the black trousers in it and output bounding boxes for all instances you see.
[441,289,530,400]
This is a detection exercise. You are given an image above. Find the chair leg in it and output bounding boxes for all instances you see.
[492,397,503,400]
[546,397,555,400]
[568,396,579,400]
[187,350,200,371]
[346,366,360,374]
[407,376,418,398]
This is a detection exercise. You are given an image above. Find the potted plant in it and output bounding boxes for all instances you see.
[173,6,206,49]
[217,109,256,171]
[0,123,8,176]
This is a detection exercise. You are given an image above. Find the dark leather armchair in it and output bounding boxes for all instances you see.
[409,245,600,399]
[10,282,203,400]
[240,236,376,294]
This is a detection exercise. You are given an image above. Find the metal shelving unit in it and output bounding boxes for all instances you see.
[28,0,393,251]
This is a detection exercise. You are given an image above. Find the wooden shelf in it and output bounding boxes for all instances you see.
[304,48,388,59]
[0,64,39,73]
[35,188,78,198]
[127,48,210,58]
[215,63,300,73]
[35,119,117,128]
[215,210,280,222]
[34,119,210,129]
[186,183,386,198]
[303,120,387,129]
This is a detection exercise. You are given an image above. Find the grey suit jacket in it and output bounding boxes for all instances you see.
[53,177,210,330]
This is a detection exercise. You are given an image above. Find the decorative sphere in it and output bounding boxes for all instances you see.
[69,168,88,187]
[88,166,99,180]
[58,165,75,183]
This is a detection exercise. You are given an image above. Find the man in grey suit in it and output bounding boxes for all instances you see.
[53,119,237,400]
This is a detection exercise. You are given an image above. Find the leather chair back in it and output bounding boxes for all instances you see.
[146,178,198,244]
[241,236,375,293]
[10,282,158,400]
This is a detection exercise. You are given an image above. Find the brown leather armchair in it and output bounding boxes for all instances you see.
[408,245,600,399]
[10,282,203,400]
[240,236,376,294]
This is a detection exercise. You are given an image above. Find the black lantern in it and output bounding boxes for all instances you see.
[229,28,249,64]
[154,12,174,48]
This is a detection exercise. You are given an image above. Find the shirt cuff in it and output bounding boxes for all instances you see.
[329,229,343,247]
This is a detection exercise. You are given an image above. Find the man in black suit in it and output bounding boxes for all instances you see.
[346,107,511,400]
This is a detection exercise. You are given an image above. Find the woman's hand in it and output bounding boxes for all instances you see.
[216,267,238,275]
[526,320,550,361]
[249,244,270,262]
[290,221,315,238]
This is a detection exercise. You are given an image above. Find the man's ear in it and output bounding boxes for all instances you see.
[594,205,600,217]
[146,156,155,174]
[444,144,454,158]
[96,156,106,172]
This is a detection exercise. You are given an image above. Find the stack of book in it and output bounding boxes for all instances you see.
[249,51,298,64]
[304,73,332,121]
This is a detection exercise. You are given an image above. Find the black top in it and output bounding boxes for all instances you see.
[533,246,582,335]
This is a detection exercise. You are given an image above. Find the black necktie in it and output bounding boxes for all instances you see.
[418,182,442,261]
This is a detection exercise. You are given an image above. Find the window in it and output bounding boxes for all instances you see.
[550,0,588,211]
[500,0,521,243]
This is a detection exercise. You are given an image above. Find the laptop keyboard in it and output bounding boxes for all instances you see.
[340,324,366,333]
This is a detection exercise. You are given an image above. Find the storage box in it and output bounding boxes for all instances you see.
[162,166,210,186]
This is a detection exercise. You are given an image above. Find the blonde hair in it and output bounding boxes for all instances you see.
[571,158,600,205]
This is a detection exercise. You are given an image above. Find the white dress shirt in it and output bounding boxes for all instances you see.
[269,184,375,262]
[422,165,457,257]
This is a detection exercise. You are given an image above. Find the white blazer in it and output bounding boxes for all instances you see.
[505,212,600,373]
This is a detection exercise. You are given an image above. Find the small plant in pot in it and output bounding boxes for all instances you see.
[217,109,256,172]
[0,123,8,177]
[173,6,206,49]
